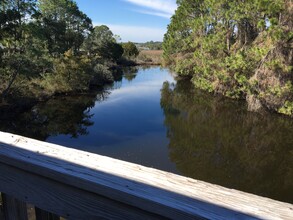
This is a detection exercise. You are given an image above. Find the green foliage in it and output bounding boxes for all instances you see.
[0,1,123,102]
[92,63,114,85]
[39,0,92,54]
[267,81,293,98]
[175,55,196,77]
[279,101,293,116]
[122,42,139,59]
[39,50,92,95]
[163,0,293,116]
[83,25,123,61]
[192,77,214,93]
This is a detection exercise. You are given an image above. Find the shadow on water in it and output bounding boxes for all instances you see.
[0,94,98,141]
[160,80,293,203]
[0,67,139,141]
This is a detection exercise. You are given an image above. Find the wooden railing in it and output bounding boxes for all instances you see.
[0,131,292,220]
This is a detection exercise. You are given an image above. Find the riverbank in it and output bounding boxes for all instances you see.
[0,63,125,119]
[0,53,162,118]
[0,47,163,112]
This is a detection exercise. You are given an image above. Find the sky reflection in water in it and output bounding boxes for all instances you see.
[47,67,177,172]
[1,66,292,203]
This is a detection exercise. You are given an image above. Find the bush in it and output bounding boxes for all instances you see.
[39,50,92,94]
[90,64,114,86]
[122,42,139,59]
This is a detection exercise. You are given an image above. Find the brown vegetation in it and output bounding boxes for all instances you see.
[136,50,163,65]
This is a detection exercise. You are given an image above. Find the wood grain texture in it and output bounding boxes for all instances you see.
[2,194,28,220]
[0,131,292,220]
[0,163,164,220]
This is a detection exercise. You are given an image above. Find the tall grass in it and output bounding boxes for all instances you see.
[136,50,163,65]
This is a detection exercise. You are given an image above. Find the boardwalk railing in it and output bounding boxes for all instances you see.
[0,131,292,220]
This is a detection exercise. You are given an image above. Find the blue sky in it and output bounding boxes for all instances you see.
[75,0,177,42]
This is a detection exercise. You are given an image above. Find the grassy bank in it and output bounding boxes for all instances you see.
[135,50,163,65]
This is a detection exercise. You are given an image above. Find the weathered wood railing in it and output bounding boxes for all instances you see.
[0,131,292,220]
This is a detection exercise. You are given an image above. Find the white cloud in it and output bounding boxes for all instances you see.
[133,9,171,19]
[94,23,166,42]
[124,0,177,18]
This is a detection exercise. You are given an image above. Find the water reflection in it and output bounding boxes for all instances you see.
[122,66,154,82]
[0,66,292,203]
[0,67,139,140]
[160,80,293,203]
[0,93,105,140]
[123,66,139,82]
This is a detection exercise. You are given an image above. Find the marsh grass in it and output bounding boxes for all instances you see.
[136,50,163,65]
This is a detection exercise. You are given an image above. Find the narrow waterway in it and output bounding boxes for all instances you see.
[0,66,292,203]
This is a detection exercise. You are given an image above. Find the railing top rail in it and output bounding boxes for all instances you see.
[0,131,292,219]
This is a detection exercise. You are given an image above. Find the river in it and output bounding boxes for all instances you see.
[0,66,292,203]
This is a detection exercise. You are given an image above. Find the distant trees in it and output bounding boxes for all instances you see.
[163,0,293,116]
[137,41,162,50]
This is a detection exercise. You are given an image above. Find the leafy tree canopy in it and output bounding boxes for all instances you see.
[122,41,139,58]
[163,0,293,116]
[0,1,124,102]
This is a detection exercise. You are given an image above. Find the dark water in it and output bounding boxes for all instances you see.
[1,66,292,203]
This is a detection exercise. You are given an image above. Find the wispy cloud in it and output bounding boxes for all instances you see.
[94,23,166,42]
[123,0,177,19]
[133,9,171,19]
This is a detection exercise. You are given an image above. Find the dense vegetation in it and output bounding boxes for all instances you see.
[121,42,139,59]
[163,0,293,116]
[0,0,129,104]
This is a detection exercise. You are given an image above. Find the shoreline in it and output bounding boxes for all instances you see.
[0,64,160,118]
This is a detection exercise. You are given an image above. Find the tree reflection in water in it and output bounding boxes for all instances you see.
[1,66,291,204]
[160,80,293,203]
[0,67,140,141]
[0,91,110,141]
[123,66,139,82]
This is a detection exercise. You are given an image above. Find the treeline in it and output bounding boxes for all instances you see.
[0,0,139,104]
[137,41,162,50]
[163,0,293,116]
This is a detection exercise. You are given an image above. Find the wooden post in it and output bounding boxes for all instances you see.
[35,208,59,220]
[2,194,28,220]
